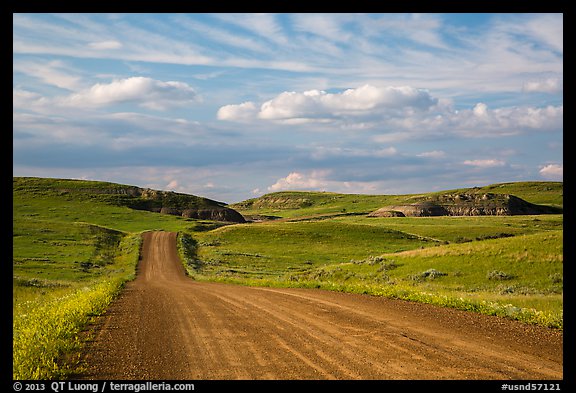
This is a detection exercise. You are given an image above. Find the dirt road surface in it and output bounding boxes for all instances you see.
[80,231,562,380]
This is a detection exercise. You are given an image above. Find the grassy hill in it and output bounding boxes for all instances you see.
[231,181,563,219]
[14,176,245,222]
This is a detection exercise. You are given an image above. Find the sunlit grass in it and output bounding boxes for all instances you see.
[13,234,141,379]
[184,221,563,329]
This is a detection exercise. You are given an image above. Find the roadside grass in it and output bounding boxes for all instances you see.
[13,233,141,379]
[184,218,563,329]
[289,230,563,327]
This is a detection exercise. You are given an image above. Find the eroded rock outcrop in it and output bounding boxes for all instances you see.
[55,185,246,223]
[181,207,246,222]
[138,189,246,223]
[368,193,559,217]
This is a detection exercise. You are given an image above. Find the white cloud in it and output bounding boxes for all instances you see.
[268,171,330,192]
[13,88,44,108]
[311,146,397,160]
[45,77,198,111]
[417,150,446,159]
[472,103,488,117]
[218,86,562,139]
[219,84,437,123]
[369,13,448,49]
[523,77,563,93]
[88,40,123,50]
[291,13,352,44]
[13,59,83,90]
[539,164,563,180]
[14,77,198,113]
[522,13,563,54]
[166,180,179,190]
[414,103,563,138]
[217,101,258,122]
[212,13,288,47]
[463,159,506,168]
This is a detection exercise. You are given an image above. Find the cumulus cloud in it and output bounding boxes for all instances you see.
[166,180,179,190]
[398,103,564,139]
[268,171,330,192]
[217,101,258,122]
[219,84,438,122]
[62,77,197,110]
[463,159,506,168]
[463,104,562,135]
[218,86,562,141]
[539,164,563,180]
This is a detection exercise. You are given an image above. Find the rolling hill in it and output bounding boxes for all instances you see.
[14,177,245,223]
[231,181,563,219]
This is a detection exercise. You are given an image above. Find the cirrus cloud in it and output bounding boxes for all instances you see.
[463,159,506,168]
[88,40,123,50]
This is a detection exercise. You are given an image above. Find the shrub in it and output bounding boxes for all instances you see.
[422,269,447,279]
[409,269,447,281]
[487,270,514,280]
[549,273,563,284]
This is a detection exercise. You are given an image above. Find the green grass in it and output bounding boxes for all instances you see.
[13,233,141,379]
[332,214,563,243]
[193,220,435,278]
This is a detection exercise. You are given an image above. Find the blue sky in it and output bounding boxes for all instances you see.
[13,13,563,203]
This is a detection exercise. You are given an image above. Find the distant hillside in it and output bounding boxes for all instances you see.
[368,192,560,217]
[232,181,562,219]
[434,182,563,208]
[13,177,245,223]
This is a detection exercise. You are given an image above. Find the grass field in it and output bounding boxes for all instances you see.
[13,177,564,379]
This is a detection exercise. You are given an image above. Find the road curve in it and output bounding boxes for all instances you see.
[80,231,562,380]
